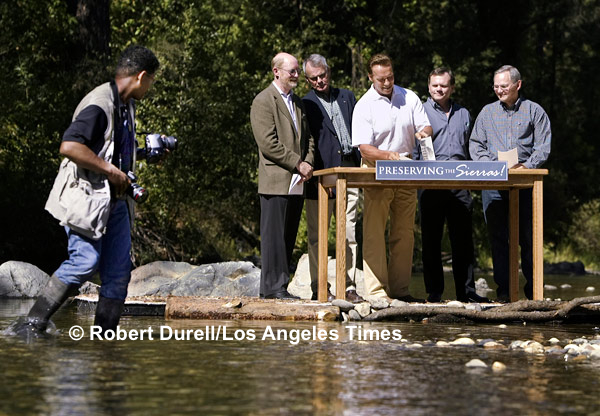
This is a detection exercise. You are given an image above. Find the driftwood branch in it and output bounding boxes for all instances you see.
[364,296,600,323]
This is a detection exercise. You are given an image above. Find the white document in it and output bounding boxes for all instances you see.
[419,136,436,161]
[288,174,304,195]
[498,148,518,168]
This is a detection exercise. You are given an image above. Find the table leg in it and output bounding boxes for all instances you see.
[509,188,520,302]
[532,180,544,300]
[335,177,347,301]
[318,178,329,303]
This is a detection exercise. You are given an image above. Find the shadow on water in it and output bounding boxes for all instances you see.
[1,272,600,415]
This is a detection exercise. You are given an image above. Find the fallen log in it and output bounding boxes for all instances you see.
[165,296,340,321]
[364,296,600,323]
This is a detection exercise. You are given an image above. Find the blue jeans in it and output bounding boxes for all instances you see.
[54,200,132,300]
[482,189,533,299]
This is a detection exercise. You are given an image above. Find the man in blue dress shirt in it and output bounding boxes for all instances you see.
[470,65,551,302]
[417,67,488,303]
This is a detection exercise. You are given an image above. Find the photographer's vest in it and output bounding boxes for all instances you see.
[45,81,137,235]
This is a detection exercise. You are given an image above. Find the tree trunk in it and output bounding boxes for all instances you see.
[65,0,111,62]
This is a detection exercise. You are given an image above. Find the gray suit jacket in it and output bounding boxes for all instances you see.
[250,83,314,195]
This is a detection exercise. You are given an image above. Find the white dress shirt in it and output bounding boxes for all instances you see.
[352,85,430,154]
[273,82,297,131]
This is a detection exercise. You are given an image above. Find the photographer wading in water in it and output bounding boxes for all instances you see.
[11,45,176,338]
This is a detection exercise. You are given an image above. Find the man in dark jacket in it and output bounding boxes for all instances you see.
[302,54,364,303]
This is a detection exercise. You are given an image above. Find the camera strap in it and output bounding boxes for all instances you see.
[110,81,134,172]
[110,81,123,167]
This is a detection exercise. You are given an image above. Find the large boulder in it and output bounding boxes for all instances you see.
[127,261,260,297]
[0,261,50,298]
[2,255,372,300]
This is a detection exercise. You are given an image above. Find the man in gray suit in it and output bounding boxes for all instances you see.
[250,52,315,299]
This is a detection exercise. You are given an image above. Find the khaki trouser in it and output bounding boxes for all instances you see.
[306,187,359,296]
[362,186,417,298]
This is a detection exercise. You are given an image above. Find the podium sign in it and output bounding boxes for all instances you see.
[375,160,508,181]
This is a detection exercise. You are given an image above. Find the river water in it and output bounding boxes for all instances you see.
[1,273,600,415]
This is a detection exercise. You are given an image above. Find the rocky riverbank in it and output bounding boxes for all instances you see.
[3,256,596,299]
[400,329,600,369]
[3,257,600,326]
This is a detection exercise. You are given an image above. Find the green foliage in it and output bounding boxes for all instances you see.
[546,199,600,271]
[2,0,600,272]
[0,0,108,272]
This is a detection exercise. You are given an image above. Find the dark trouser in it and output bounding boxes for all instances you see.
[420,189,476,299]
[482,189,533,299]
[259,194,304,297]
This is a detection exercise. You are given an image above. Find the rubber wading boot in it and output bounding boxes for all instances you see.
[11,274,71,339]
[94,296,125,335]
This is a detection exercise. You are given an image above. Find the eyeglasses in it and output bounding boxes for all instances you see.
[279,67,299,76]
[307,72,328,82]
[492,83,514,92]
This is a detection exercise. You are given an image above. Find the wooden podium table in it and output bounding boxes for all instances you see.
[313,167,548,303]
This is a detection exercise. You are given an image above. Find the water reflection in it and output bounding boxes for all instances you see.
[2,296,600,415]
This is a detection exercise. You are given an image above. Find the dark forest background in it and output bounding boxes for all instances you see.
[1,0,599,274]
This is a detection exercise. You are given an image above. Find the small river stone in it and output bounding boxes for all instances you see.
[492,361,507,372]
[465,359,487,368]
[586,286,595,292]
[446,301,465,308]
[546,346,566,355]
[581,344,596,355]
[588,350,600,360]
[332,299,355,312]
[522,341,545,354]
[355,302,372,317]
[483,341,504,350]
[369,297,390,310]
[549,337,560,344]
[509,340,524,349]
[544,284,557,290]
[451,337,475,346]
[390,299,408,308]
[560,283,572,289]
[348,309,362,321]
[564,344,581,355]
[317,309,337,321]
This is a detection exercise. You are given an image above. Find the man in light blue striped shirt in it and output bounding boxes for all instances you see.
[470,65,551,302]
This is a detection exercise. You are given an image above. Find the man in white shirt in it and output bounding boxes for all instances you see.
[352,53,432,302]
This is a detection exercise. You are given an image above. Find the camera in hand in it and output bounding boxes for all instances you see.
[141,133,178,164]
[126,171,148,203]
